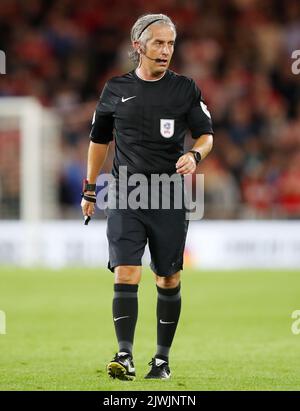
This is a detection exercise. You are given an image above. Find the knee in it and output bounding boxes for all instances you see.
[156,271,181,289]
[114,265,141,285]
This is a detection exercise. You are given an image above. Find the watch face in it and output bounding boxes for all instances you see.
[85,183,96,192]
[194,152,201,162]
[191,151,200,163]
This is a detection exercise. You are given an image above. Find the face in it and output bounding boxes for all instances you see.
[137,24,176,75]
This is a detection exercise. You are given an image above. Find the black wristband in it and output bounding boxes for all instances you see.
[82,194,96,203]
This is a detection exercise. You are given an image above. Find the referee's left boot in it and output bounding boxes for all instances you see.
[106,352,136,381]
[144,358,171,379]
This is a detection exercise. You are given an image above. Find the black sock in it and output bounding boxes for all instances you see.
[155,283,181,362]
[112,283,138,356]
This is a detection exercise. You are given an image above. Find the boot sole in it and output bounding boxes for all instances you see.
[107,362,136,381]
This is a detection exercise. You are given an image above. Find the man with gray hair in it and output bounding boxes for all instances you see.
[81,13,214,380]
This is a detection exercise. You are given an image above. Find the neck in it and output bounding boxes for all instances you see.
[136,66,166,81]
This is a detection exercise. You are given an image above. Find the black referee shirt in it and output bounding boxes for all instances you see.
[90,69,213,178]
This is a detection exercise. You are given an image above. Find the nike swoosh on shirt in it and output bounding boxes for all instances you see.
[160,319,175,324]
[114,316,130,322]
[121,96,136,102]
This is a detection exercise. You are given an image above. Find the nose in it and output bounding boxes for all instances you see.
[162,44,170,56]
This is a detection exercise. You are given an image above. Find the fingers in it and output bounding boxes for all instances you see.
[176,156,186,168]
[81,199,95,217]
[85,203,95,217]
[176,165,195,174]
[176,154,196,175]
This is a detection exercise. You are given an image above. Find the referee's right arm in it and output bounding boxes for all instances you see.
[81,81,115,218]
[81,142,110,218]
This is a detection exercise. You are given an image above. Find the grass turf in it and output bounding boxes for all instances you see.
[0,267,300,391]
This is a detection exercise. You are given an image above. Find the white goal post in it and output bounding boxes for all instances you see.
[0,97,61,221]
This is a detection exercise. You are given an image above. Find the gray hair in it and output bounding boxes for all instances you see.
[129,14,176,65]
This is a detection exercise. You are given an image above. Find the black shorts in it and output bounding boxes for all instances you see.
[105,207,189,277]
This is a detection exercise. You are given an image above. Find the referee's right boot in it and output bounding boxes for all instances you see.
[106,352,136,381]
[144,358,171,379]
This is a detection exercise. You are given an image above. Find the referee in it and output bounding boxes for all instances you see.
[81,13,214,380]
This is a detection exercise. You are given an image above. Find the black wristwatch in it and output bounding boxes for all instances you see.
[82,179,96,193]
[188,150,202,164]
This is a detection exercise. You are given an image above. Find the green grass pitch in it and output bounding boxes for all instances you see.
[0,267,300,391]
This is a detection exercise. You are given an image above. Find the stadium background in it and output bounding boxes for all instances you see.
[0,0,300,391]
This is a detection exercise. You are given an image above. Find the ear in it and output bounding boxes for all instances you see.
[132,41,141,53]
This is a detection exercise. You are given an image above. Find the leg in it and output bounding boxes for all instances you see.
[155,270,181,289]
[114,265,142,285]
[113,265,141,355]
[145,271,181,379]
[106,208,147,355]
[107,265,141,381]
[144,208,187,379]
[105,208,147,380]
[154,271,182,361]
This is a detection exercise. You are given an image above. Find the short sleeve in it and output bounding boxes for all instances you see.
[187,81,214,138]
[90,82,115,144]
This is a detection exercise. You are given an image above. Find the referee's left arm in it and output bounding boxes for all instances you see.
[176,134,213,175]
[176,79,214,175]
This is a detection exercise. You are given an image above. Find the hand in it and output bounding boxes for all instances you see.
[176,152,197,175]
[81,191,96,217]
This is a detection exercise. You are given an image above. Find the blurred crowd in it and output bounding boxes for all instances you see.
[0,0,300,219]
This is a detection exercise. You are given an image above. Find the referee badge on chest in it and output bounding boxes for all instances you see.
[160,119,174,138]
